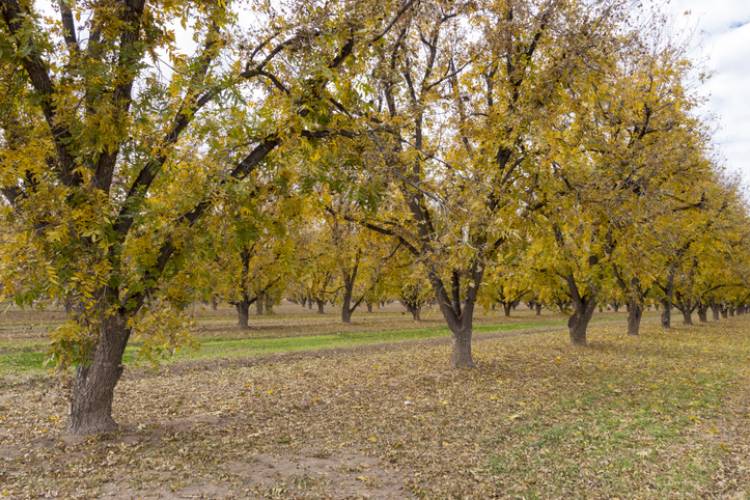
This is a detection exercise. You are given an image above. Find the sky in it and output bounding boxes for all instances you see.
[661,0,750,191]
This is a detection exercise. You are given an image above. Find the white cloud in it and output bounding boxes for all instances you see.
[662,1,750,188]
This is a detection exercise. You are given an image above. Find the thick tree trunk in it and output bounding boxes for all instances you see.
[660,299,672,329]
[697,304,708,323]
[341,305,353,323]
[568,298,596,346]
[450,325,474,368]
[235,300,250,329]
[627,299,643,336]
[316,299,325,314]
[69,314,129,435]
[612,302,620,313]
[502,302,512,317]
[721,306,728,319]
[681,308,693,325]
[535,303,542,316]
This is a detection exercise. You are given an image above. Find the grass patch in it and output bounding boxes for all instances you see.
[0,315,634,375]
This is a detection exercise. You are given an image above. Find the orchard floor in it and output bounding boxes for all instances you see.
[1,307,750,498]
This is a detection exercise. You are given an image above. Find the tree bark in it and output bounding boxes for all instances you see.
[680,308,693,325]
[235,300,250,329]
[535,303,542,316]
[568,297,596,345]
[502,302,512,317]
[69,313,129,435]
[697,304,708,323]
[627,299,642,336]
[411,307,421,321]
[316,299,325,314]
[710,303,721,321]
[660,299,672,329]
[450,325,474,368]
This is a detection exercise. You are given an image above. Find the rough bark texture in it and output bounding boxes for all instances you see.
[69,314,129,435]
[627,299,643,336]
[568,298,596,346]
[450,326,473,368]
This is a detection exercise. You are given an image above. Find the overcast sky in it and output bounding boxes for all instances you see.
[661,0,750,191]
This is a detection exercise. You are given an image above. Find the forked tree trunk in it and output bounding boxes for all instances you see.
[568,297,596,346]
[681,308,693,325]
[69,314,130,435]
[502,302,512,317]
[627,299,643,336]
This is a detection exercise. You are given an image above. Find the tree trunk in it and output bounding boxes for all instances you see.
[411,307,421,321]
[366,302,373,313]
[697,304,708,323]
[660,299,672,329]
[235,300,250,329]
[729,307,736,317]
[450,324,474,368]
[535,303,542,316]
[316,299,325,314]
[502,302,512,317]
[721,306,728,319]
[568,298,596,346]
[681,308,693,325]
[69,314,129,435]
[627,299,643,336]
[710,303,721,321]
[341,305,353,323]
[255,295,264,315]
[264,294,274,315]
[612,302,620,313]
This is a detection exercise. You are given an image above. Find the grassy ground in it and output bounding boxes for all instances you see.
[0,304,627,376]
[1,306,749,498]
